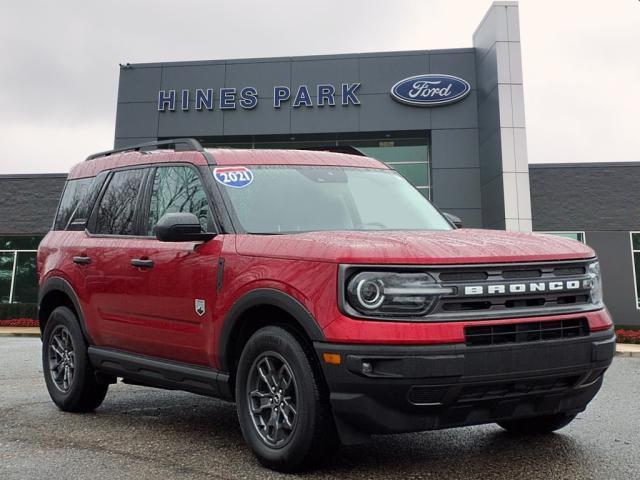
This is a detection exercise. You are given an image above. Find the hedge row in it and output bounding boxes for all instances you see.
[616,329,640,344]
[0,303,37,321]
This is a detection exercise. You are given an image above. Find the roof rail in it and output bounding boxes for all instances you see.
[300,145,367,157]
[85,138,204,161]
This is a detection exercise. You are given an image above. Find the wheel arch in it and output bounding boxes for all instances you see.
[38,277,92,343]
[217,288,325,376]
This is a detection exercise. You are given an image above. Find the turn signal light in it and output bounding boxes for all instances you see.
[322,352,341,365]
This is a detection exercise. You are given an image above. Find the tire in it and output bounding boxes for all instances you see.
[235,326,337,472]
[497,412,577,434]
[42,306,108,412]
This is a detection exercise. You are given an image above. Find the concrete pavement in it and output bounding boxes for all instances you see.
[1,337,639,479]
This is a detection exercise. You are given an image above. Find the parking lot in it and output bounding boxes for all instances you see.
[1,337,638,480]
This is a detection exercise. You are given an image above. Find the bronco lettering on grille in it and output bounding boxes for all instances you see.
[463,280,586,296]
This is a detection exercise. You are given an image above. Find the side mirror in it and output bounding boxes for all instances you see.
[155,212,215,242]
[443,212,463,229]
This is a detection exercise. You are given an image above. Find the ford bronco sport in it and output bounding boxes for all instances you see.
[38,138,615,472]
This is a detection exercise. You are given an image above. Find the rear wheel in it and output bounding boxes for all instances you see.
[42,306,108,412]
[497,413,577,434]
[235,326,336,472]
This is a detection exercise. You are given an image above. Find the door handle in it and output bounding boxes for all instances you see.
[72,255,91,265]
[131,258,154,268]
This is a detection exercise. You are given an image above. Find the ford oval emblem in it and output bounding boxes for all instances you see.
[390,74,471,107]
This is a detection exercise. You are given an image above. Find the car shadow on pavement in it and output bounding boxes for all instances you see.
[85,387,606,479]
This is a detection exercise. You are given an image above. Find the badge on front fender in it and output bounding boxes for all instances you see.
[195,299,206,316]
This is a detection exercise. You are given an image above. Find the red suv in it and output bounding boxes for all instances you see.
[38,139,615,472]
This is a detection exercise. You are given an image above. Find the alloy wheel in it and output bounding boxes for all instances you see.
[48,325,76,393]
[246,352,299,448]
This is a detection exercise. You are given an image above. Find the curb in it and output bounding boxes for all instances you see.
[616,350,640,358]
[0,328,40,338]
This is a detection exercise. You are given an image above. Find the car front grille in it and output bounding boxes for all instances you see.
[426,260,595,321]
[464,318,590,346]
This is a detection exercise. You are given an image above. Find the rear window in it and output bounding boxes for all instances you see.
[54,178,93,230]
[93,169,146,236]
[54,173,107,231]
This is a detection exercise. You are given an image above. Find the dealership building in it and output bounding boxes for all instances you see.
[1,1,638,327]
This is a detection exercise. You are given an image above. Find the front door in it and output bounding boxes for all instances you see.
[121,164,221,366]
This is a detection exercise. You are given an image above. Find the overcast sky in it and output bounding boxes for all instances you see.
[0,0,638,174]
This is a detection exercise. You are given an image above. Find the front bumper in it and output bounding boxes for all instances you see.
[314,327,615,444]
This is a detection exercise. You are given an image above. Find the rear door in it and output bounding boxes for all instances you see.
[120,164,222,366]
[82,167,149,346]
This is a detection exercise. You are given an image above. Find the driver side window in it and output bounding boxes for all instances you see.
[147,166,210,236]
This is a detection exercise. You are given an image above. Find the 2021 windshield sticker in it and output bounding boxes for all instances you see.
[213,166,254,188]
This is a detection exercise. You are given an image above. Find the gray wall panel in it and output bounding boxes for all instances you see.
[475,44,498,100]
[478,128,501,184]
[481,175,506,228]
[431,91,478,130]
[114,137,156,149]
[114,102,158,138]
[441,208,483,229]
[432,168,482,210]
[291,58,359,88]
[431,129,480,169]
[477,86,500,144]
[223,106,290,135]
[225,61,290,98]
[160,64,226,92]
[290,102,359,134]
[357,94,430,131]
[117,67,162,103]
[358,54,429,94]
[429,52,477,89]
[158,108,223,137]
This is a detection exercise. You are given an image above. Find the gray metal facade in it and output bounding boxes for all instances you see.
[113,1,530,231]
[0,174,66,235]
[531,163,640,327]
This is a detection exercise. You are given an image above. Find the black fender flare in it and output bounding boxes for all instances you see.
[38,276,93,343]
[216,288,325,372]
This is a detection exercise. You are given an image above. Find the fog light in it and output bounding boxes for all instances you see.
[361,361,373,375]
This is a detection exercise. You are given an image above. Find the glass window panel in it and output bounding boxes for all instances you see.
[0,252,15,303]
[416,186,431,200]
[632,233,640,251]
[0,236,43,250]
[542,232,585,243]
[147,166,210,235]
[12,252,37,304]
[54,178,93,230]
[358,145,427,164]
[387,163,429,186]
[634,252,640,307]
[94,169,145,236]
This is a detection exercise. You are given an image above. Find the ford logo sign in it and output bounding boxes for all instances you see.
[390,74,471,107]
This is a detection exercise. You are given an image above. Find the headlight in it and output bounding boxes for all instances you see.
[586,261,603,306]
[345,271,454,317]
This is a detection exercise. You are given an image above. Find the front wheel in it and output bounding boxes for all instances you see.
[42,306,108,412]
[497,413,577,434]
[235,326,336,472]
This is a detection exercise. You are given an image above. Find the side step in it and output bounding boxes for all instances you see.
[87,346,232,400]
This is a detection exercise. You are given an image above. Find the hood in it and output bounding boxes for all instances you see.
[234,229,595,265]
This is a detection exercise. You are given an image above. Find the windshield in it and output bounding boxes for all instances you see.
[212,165,452,234]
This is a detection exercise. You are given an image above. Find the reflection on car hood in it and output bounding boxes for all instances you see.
[234,229,595,264]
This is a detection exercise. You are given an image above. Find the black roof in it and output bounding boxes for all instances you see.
[0,174,67,235]
[530,162,640,231]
